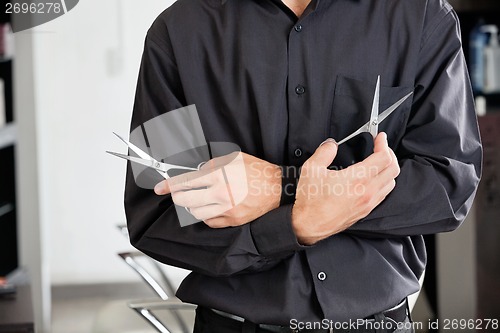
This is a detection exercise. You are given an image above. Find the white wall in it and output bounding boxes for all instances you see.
[30,0,182,285]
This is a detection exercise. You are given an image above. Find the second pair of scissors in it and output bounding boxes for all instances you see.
[336,76,413,145]
[107,132,202,179]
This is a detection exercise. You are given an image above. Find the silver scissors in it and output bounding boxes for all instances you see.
[337,75,413,145]
[107,132,200,179]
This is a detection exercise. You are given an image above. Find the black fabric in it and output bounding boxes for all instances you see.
[193,306,415,333]
[279,166,298,205]
[125,0,482,325]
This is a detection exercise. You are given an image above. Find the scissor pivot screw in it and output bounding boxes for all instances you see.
[372,120,378,126]
[155,162,160,168]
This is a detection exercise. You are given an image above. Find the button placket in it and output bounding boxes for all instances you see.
[287,17,309,164]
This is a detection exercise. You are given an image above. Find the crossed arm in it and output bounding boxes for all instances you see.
[154,133,400,246]
[125,8,481,276]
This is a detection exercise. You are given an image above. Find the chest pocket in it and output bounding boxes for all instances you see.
[329,75,413,168]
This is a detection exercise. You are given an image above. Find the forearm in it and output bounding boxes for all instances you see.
[347,155,480,238]
[349,9,482,238]
[126,165,303,276]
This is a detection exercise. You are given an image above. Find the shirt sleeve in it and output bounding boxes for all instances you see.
[125,22,303,278]
[247,167,302,256]
[348,8,482,238]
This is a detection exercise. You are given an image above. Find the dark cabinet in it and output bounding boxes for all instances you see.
[453,0,500,321]
[0,145,17,276]
[0,1,17,278]
[422,0,500,323]
[476,114,500,319]
[0,283,34,332]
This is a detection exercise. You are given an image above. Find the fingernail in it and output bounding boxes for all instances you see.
[320,138,337,146]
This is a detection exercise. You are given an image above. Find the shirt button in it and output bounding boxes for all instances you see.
[317,271,327,281]
[294,24,303,32]
[295,85,305,95]
[294,148,303,158]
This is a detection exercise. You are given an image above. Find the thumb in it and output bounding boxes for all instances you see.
[309,138,338,167]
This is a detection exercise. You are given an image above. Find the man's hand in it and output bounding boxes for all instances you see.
[292,133,400,245]
[154,152,282,228]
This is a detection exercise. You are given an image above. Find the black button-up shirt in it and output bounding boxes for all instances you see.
[125,0,482,324]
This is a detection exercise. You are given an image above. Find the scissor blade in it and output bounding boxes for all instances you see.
[377,91,413,123]
[113,132,158,163]
[107,148,198,172]
[336,126,367,146]
[108,150,170,179]
[368,76,381,139]
[336,90,413,146]
[106,151,160,170]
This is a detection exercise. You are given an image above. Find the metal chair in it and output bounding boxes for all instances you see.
[105,226,424,332]
[91,225,195,333]
[118,251,196,333]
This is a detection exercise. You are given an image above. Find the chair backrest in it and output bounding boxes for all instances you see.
[118,251,176,300]
[116,225,194,333]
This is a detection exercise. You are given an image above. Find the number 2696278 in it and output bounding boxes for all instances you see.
[5,2,62,14]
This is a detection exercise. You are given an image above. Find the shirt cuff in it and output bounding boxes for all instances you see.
[280,165,298,205]
[250,204,304,257]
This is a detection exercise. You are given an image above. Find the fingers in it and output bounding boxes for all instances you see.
[379,178,397,199]
[378,143,400,180]
[358,132,393,176]
[388,148,400,176]
[154,168,222,196]
[308,138,338,167]
[168,167,223,192]
[373,132,389,153]
[170,175,234,223]
[190,203,232,221]
[171,188,213,208]
[172,181,233,208]
[200,151,241,170]
[362,146,400,207]
[203,216,230,229]
[345,134,399,204]
[166,152,242,193]
[158,152,245,224]
[154,180,171,195]
[155,166,225,196]
[375,149,399,192]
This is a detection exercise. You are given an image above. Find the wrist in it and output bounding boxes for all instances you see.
[291,205,317,245]
[271,165,282,209]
